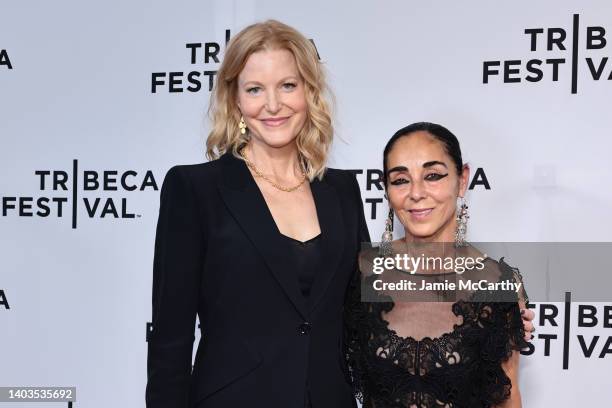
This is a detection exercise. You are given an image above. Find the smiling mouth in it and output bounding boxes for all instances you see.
[408,208,433,219]
[260,116,290,127]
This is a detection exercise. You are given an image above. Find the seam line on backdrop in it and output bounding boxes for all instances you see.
[563,291,572,369]
[571,14,579,94]
[72,159,78,229]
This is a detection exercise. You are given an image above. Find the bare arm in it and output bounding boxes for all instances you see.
[496,350,522,408]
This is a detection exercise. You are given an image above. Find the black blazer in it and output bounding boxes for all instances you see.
[146,153,370,408]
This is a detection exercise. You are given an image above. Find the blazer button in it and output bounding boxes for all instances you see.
[298,322,312,335]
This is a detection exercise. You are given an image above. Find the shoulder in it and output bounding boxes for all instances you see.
[358,245,380,275]
[322,167,360,194]
[162,157,225,192]
[166,159,221,181]
[323,167,357,181]
[482,256,524,283]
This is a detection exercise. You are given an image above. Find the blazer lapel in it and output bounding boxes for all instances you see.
[216,153,309,319]
[308,175,345,312]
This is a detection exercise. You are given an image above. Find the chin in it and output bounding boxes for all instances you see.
[261,135,299,148]
[405,225,439,241]
[250,131,295,148]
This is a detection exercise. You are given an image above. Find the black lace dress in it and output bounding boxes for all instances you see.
[344,253,528,408]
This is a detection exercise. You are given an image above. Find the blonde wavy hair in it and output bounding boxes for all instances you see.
[206,20,333,180]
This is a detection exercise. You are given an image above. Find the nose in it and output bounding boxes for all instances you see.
[265,90,281,114]
[408,178,426,201]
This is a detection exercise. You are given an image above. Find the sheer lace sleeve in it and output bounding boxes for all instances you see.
[474,258,529,404]
[498,257,530,354]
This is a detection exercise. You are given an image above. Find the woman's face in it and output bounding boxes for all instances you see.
[237,48,308,149]
[385,131,469,242]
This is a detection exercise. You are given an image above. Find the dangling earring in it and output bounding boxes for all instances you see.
[454,197,469,247]
[238,116,247,135]
[380,194,394,256]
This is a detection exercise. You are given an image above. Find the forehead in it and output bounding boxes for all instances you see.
[238,48,299,82]
[387,131,449,165]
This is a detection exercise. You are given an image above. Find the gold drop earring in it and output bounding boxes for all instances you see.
[238,116,247,135]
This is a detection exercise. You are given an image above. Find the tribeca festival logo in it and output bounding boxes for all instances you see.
[525,296,612,368]
[483,14,610,93]
[349,168,491,220]
[151,29,232,93]
[1,160,159,228]
[151,30,321,94]
[0,48,13,70]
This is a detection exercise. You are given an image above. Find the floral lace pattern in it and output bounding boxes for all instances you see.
[344,258,528,408]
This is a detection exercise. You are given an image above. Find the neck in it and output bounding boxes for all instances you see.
[245,139,303,180]
[401,219,459,265]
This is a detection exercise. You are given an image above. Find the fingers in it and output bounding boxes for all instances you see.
[523,321,535,341]
[521,308,536,322]
[521,308,536,342]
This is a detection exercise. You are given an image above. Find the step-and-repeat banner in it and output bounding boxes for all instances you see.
[1,1,610,407]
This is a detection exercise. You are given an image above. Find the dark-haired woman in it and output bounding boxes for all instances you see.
[346,123,528,408]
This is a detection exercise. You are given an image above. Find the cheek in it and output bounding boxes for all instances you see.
[432,191,457,221]
[287,89,308,114]
[387,188,408,212]
[238,95,262,118]
[429,182,458,206]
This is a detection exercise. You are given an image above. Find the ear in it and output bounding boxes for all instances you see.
[235,80,243,110]
[236,103,242,121]
[458,164,470,198]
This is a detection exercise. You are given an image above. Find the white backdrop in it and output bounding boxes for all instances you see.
[1,1,611,407]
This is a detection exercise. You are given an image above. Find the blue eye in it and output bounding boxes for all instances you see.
[282,82,297,90]
[246,86,261,95]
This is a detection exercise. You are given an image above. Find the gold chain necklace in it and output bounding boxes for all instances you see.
[239,147,307,192]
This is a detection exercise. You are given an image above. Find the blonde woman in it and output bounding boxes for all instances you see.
[146,20,368,408]
[145,20,534,408]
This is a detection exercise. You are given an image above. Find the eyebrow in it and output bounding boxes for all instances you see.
[386,165,408,176]
[386,161,448,176]
[423,160,448,169]
[239,76,299,87]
